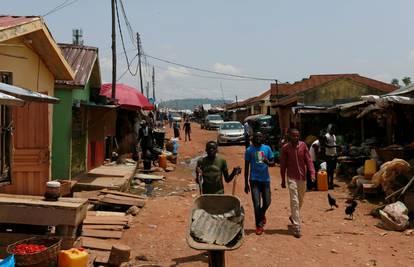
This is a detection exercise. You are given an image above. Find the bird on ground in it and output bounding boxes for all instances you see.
[345,200,358,219]
[327,193,339,209]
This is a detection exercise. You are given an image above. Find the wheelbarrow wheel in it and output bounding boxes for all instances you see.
[208,251,225,267]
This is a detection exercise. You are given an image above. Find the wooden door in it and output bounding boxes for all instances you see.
[0,102,50,195]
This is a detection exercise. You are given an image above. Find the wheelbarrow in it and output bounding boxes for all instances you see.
[186,176,244,267]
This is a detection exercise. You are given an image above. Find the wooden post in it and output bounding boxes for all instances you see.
[208,251,225,267]
[108,244,131,266]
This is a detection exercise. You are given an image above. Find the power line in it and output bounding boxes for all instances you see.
[115,0,139,76]
[144,53,276,81]
[43,0,80,17]
[152,64,262,81]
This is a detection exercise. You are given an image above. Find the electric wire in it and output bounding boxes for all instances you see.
[144,53,276,81]
[43,0,80,17]
[115,0,139,76]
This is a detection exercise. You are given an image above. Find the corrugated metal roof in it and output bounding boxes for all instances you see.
[55,43,101,87]
[0,15,39,30]
[270,74,398,97]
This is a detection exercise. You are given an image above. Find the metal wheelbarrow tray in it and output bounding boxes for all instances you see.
[186,194,244,251]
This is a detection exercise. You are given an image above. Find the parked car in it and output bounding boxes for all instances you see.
[217,121,245,145]
[204,114,224,130]
[170,112,182,122]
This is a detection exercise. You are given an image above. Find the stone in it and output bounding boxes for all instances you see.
[126,206,140,216]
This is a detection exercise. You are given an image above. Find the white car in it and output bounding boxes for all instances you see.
[217,121,245,145]
[170,113,182,122]
[205,114,224,130]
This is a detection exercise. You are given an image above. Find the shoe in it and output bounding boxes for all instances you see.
[262,216,267,225]
[293,231,301,238]
[289,216,293,224]
[255,227,264,235]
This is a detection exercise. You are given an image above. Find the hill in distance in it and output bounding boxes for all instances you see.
[158,98,230,110]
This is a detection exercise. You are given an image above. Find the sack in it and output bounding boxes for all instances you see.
[379,201,409,231]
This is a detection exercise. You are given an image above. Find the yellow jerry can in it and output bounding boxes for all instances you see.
[58,248,88,267]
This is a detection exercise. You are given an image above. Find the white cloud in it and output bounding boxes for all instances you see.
[165,66,191,78]
[213,63,241,74]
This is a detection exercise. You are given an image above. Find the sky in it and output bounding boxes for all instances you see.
[4,0,414,102]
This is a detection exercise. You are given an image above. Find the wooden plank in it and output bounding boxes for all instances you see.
[100,189,147,199]
[83,218,128,225]
[87,211,126,217]
[82,229,123,239]
[85,215,129,222]
[0,193,87,206]
[81,237,113,251]
[0,203,88,226]
[100,195,146,208]
[83,225,124,231]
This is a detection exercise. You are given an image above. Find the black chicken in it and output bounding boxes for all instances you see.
[345,200,358,219]
[327,193,338,209]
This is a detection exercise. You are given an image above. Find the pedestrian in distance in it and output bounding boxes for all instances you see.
[325,124,340,189]
[183,118,192,142]
[280,128,315,238]
[168,113,173,128]
[195,141,241,194]
[244,132,275,235]
[173,121,181,139]
[243,121,252,149]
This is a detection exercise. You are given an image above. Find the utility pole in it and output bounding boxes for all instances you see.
[146,82,150,98]
[152,66,155,101]
[235,95,238,105]
[137,33,144,94]
[111,0,116,100]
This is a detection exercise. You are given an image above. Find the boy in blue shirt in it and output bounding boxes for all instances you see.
[244,132,274,235]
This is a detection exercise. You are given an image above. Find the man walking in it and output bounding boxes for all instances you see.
[196,141,241,194]
[280,128,315,238]
[325,124,339,189]
[244,133,274,235]
[183,118,192,142]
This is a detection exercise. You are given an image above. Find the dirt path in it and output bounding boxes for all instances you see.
[122,123,414,267]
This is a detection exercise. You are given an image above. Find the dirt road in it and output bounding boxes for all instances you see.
[122,123,414,267]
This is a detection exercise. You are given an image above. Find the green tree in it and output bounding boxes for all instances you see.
[391,78,400,87]
[402,77,412,86]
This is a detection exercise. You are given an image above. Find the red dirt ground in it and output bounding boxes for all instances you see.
[122,123,414,267]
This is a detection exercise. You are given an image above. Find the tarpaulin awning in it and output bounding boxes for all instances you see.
[100,83,153,110]
[0,82,59,103]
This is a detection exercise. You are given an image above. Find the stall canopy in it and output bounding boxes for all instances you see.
[100,83,153,110]
[0,82,59,104]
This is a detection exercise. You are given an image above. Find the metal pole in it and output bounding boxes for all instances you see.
[137,33,144,94]
[111,0,116,100]
[152,66,155,101]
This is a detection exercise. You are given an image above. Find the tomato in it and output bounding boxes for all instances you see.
[11,243,47,255]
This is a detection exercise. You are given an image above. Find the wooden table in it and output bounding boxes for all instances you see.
[0,193,88,248]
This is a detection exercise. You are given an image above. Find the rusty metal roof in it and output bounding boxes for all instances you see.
[270,74,398,97]
[55,43,101,88]
[0,15,39,29]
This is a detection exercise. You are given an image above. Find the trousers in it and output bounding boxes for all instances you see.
[288,178,306,231]
[250,180,271,227]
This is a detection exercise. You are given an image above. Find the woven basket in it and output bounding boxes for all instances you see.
[7,236,61,267]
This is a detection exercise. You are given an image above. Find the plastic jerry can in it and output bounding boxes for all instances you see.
[364,159,376,179]
[58,248,88,267]
[159,153,167,169]
[317,171,328,191]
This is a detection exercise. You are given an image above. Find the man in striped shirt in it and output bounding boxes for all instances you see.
[280,128,315,238]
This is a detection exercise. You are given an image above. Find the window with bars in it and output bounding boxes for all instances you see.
[0,72,13,185]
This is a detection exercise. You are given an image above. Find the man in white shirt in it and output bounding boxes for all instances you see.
[325,124,339,189]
